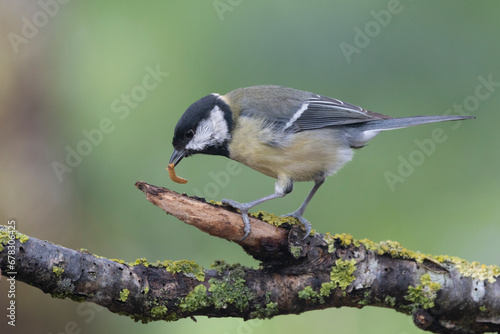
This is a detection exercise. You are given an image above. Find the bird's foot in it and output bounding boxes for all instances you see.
[281,211,312,239]
[221,199,252,240]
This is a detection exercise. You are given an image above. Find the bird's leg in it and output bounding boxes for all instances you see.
[282,178,325,239]
[222,193,283,240]
[222,178,293,240]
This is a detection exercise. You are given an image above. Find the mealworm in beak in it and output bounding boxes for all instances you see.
[167,163,188,184]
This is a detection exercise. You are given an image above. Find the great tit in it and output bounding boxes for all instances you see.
[169,85,474,239]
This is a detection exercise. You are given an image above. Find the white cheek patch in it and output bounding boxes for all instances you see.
[185,106,230,151]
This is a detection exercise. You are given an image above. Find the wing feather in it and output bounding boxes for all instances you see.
[226,86,391,133]
[285,95,391,132]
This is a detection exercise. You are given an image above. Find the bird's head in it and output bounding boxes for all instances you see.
[169,93,233,167]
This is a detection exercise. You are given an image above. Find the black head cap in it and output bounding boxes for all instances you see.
[172,94,219,150]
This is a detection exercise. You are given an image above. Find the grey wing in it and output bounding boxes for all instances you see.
[280,95,392,132]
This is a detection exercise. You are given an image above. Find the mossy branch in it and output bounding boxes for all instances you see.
[1,181,499,333]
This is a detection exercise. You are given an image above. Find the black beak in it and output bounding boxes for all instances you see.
[169,149,187,167]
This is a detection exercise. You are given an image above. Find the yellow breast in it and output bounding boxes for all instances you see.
[228,117,353,182]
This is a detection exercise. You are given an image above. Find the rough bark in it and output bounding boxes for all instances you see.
[1,181,499,333]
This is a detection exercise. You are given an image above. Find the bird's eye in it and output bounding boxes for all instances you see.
[185,130,194,139]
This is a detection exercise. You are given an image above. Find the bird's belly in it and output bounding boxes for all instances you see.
[229,119,353,181]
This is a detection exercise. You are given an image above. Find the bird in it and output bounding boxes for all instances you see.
[169,85,474,240]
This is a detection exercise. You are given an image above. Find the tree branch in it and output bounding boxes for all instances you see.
[133,181,289,262]
[1,181,499,333]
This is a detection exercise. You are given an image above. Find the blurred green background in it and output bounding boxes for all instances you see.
[1,0,499,333]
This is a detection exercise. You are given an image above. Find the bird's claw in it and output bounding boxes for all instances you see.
[282,211,312,240]
[221,199,252,240]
